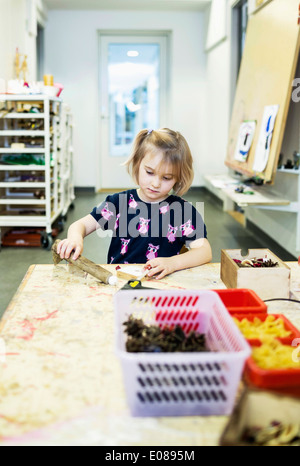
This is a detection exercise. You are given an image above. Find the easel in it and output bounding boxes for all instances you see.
[226,0,300,184]
[205,0,300,257]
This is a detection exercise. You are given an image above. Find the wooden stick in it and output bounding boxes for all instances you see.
[52,239,117,286]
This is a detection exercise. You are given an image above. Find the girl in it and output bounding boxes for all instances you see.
[57,128,212,279]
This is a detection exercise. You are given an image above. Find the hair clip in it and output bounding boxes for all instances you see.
[147,129,153,135]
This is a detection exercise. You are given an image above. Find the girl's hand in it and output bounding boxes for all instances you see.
[56,237,83,261]
[145,257,176,280]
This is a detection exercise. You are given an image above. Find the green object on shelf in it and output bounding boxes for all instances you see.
[2,153,45,165]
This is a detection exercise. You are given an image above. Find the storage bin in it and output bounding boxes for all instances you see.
[213,288,267,314]
[220,249,290,300]
[114,290,251,417]
[244,348,300,396]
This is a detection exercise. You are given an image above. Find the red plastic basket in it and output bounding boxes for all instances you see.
[213,289,267,314]
[244,355,300,396]
[231,313,300,396]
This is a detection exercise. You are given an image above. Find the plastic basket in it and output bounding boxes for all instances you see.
[114,290,251,417]
[213,289,267,314]
[244,354,300,396]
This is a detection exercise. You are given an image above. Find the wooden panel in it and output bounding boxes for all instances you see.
[226,0,300,183]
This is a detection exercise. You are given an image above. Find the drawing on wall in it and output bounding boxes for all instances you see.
[252,104,279,173]
[234,121,256,162]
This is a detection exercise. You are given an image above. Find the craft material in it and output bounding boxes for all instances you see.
[220,388,300,446]
[220,249,290,300]
[114,289,251,417]
[234,185,254,195]
[10,143,25,149]
[235,186,254,194]
[116,265,149,281]
[123,315,208,353]
[251,339,300,370]
[52,239,118,286]
[233,257,278,268]
[232,315,292,340]
[242,421,300,446]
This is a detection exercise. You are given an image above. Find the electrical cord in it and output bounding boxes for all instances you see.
[264,298,300,304]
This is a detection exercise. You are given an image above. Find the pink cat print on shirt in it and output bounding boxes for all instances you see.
[120,238,130,255]
[138,217,150,235]
[101,202,114,221]
[167,224,178,243]
[160,204,169,215]
[180,219,195,237]
[128,194,138,209]
[146,243,160,260]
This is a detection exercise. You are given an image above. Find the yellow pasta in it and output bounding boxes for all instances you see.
[233,315,292,339]
[251,339,300,370]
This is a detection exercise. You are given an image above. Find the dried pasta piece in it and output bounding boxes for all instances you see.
[233,316,292,339]
[252,339,300,370]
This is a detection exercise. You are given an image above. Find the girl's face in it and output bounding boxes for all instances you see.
[137,151,177,203]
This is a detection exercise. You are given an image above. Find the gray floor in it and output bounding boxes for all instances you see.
[0,187,296,317]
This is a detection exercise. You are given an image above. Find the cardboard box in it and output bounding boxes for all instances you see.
[221,249,290,300]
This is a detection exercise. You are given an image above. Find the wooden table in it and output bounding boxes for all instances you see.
[0,262,300,446]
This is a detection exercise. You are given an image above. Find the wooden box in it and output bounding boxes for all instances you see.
[220,388,300,446]
[221,249,290,300]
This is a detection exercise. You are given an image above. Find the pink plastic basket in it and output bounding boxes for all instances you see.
[114,290,251,417]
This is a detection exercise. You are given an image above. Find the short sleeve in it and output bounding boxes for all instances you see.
[90,194,118,231]
[179,201,207,246]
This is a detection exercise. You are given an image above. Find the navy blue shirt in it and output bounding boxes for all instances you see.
[90,189,207,264]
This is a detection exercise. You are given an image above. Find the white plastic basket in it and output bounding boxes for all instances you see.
[114,289,251,417]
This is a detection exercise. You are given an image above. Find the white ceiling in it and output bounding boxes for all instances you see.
[44,0,211,11]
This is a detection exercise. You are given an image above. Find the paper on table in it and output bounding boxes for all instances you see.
[253,105,279,172]
[234,121,256,162]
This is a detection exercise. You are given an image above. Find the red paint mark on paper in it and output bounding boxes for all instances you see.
[17,320,36,340]
[34,310,58,321]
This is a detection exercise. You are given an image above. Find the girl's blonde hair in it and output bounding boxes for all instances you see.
[124,128,194,196]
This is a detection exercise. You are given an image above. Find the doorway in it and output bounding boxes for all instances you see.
[98,32,170,190]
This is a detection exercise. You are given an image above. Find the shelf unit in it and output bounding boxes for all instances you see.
[0,95,75,249]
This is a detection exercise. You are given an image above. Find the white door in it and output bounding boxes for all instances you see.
[98,33,169,189]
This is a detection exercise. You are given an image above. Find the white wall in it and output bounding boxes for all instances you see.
[0,0,26,81]
[203,0,234,178]
[44,9,208,189]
